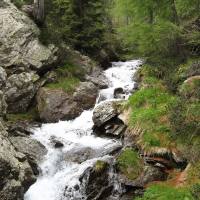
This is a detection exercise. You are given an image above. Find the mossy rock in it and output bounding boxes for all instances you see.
[7,107,39,123]
[117,148,143,180]
[94,160,108,173]
[179,76,200,100]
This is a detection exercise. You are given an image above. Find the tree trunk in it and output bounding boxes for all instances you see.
[33,0,45,24]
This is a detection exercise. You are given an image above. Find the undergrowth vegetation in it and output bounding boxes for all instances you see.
[135,184,194,200]
[117,148,143,180]
[128,66,177,149]
[46,63,83,93]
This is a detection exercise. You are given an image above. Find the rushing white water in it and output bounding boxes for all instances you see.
[24,60,142,200]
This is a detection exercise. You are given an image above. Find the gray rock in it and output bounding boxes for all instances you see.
[37,81,98,123]
[0,121,36,200]
[73,82,98,110]
[86,73,109,89]
[0,91,7,118]
[0,1,58,72]
[5,72,39,113]
[93,101,118,127]
[64,147,95,163]
[0,67,7,89]
[9,136,47,162]
[36,87,81,123]
[114,87,125,99]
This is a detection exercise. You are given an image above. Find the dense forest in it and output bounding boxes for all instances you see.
[1,0,200,199]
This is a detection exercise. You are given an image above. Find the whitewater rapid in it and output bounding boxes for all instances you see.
[24,60,142,200]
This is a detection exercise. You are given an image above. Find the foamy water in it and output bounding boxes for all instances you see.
[24,60,142,200]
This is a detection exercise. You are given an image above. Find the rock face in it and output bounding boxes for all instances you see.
[0,91,7,118]
[0,67,7,88]
[37,82,98,123]
[0,1,58,72]
[0,121,36,200]
[5,72,40,113]
[80,161,113,200]
[92,101,127,137]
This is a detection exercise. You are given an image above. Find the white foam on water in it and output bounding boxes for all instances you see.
[24,60,142,200]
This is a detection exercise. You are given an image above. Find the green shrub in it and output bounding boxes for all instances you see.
[135,184,194,200]
[117,148,143,180]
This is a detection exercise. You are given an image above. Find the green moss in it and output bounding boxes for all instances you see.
[94,160,108,172]
[46,77,80,93]
[117,148,143,180]
[135,184,194,200]
[7,108,38,122]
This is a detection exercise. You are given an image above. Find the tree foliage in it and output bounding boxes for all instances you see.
[40,0,114,58]
[112,0,200,67]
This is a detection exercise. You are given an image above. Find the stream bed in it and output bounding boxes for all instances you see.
[24,60,142,200]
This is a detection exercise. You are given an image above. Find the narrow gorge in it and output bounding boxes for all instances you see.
[0,0,199,200]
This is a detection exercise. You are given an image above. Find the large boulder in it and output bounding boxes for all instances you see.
[92,101,126,137]
[0,121,36,200]
[79,161,113,200]
[73,82,98,110]
[9,136,47,175]
[36,87,81,123]
[37,81,98,123]
[0,1,58,73]
[93,101,118,127]
[9,136,47,163]
[5,72,40,113]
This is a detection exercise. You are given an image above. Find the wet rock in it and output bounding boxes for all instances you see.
[93,101,127,137]
[80,161,112,200]
[64,147,95,163]
[93,101,118,128]
[0,121,36,200]
[5,72,40,113]
[9,136,47,162]
[86,72,109,89]
[54,141,64,148]
[73,82,98,110]
[114,87,125,99]
[0,1,58,72]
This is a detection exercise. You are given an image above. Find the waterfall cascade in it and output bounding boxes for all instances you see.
[24,60,142,200]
